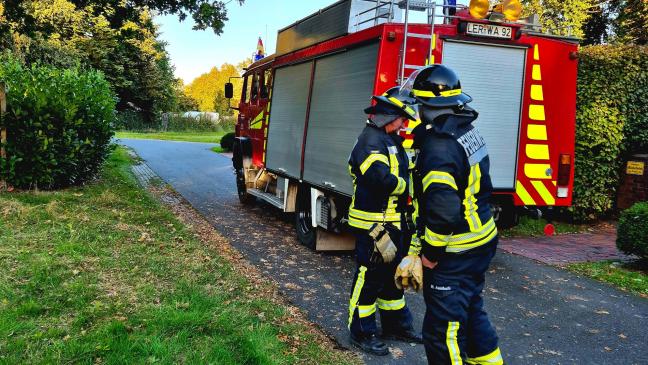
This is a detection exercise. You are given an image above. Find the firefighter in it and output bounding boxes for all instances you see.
[402,64,504,365]
[347,93,423,356]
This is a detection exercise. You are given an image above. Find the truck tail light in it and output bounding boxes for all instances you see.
[556,154,571,198]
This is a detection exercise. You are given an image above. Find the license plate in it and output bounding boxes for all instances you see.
[466,23,513,39]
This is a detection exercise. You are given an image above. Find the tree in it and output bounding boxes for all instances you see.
[582,1,610,45]
[613,0,648,45]
[2,0,244,35]
[185,59,248,115]
[521,0,596,38]
[1,0,195,123]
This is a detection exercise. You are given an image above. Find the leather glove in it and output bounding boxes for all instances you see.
[368,224,397,263]
[394,255,424,292]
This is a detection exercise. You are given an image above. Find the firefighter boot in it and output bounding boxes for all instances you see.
[381,326,423,344]
[350,333,390,356]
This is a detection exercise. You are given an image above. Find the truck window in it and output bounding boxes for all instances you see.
[260,69,272,99]
[250,72,260,102]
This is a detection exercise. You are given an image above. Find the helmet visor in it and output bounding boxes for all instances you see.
[399,69,422,98]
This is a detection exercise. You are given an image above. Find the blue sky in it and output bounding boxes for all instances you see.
[156,0,334,83]
[156,0,469,84]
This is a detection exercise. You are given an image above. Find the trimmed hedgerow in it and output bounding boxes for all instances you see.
[617,201,648,259]
[220,132,235,152]
[0,55,115,189]
[573,45,648,221]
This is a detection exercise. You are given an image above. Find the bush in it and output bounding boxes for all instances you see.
[220,132,235,152]
[116,112,235,133]
[573,45,648,221]
[115,110,154,131]
[0,55,116,189]
[617,202,648,259]
[165,113,219,132]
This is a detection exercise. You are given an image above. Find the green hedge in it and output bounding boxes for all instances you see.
[617,201,648,259]
[0,55,115,189]
[574,45,648,221]
[220,132,235,152]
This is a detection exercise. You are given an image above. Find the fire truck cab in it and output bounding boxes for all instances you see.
[225,0,578,250]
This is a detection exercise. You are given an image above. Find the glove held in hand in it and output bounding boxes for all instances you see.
[368,224,397,263]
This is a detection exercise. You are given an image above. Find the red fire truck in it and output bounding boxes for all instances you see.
[224,0,578,250]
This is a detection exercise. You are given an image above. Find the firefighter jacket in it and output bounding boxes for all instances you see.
[413,109,497,260]
[348,122,409,230]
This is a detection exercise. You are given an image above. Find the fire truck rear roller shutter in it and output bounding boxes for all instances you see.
[302,42,379,196]
[265,61,313,179]
[441,41,526,190]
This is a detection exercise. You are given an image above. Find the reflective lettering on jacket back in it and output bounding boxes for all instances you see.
[456,128,488,166]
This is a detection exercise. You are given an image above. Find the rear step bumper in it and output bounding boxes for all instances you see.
[247,188,284,209]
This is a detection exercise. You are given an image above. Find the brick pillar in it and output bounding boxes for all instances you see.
[617,154,648,210]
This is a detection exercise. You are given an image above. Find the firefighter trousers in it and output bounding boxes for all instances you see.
[422,238,503,365]
[348,226,414,338]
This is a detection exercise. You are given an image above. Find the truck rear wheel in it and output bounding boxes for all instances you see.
[495,201,519,229]
[235,168,255,205]
[295,185,317,249]
[232,142,254,205]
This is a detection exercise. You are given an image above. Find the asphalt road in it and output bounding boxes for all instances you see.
[119,138,648,365]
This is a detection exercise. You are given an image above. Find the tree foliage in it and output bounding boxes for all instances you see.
[521,0,596,38]
[613,0,648,45]
[0,0,204,123]
[184,59,248,115]
[2,0,243,35]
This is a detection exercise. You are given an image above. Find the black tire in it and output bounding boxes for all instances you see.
[295,185,317,249]
[232,143,254,205]
[495,202,519,229]
[235,167,255,205]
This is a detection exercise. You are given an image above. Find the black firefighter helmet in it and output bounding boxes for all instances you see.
[402,65,472,108]
[364,89,417,127]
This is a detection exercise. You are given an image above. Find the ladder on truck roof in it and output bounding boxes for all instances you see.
[355,1,468,84]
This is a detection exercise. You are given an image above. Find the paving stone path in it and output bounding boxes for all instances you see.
[499,225,636,266]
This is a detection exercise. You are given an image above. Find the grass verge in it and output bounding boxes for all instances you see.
[210,146,226,153]
[0,147,357,364]
[115,131,227,143]
[568,260,648,298]
[499,216,585,238]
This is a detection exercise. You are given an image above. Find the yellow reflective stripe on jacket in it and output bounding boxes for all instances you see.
[388,149,399,175]
[408,235,422,256]
[445,218,497,253]
[348,218,375,230]
[349,208,399,222]
[348,266,367,328]
[425,227,451,247]
[349,217,401,230]
[466,347,503,365]
[412,88,462,98]
[377,297,406,311]
[387,196,398,211]
[446,321,462,365]
[463,164,483,231]
[423,170,458,191]
[357,304,377,318]
[392,176,406,195]
[359,153,389,175]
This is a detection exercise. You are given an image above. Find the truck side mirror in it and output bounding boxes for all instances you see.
[224,82,233,99]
